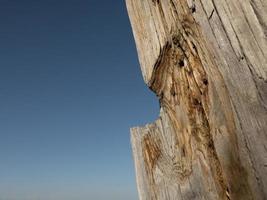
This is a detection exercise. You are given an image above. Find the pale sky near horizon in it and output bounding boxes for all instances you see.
[0,1,158,199]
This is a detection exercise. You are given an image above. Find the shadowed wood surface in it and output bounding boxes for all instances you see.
[126,0,267,199]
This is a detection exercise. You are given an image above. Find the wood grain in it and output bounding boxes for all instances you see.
[127,0,267,199]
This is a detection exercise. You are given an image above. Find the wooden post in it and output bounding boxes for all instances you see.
[126,0,267,199]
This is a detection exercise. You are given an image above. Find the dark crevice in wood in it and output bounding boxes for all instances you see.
[208,9,215,20]
[191,4,196,13]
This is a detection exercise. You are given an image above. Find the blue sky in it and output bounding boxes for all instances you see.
[0,1,158,199]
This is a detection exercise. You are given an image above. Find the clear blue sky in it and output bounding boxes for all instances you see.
[0,1,158,199]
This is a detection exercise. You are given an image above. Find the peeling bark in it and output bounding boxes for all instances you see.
[127,0,267,199]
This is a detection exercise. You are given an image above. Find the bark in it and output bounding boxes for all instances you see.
[126,0,267,199]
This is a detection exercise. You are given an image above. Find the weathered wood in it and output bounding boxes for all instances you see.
[126,0,267,199]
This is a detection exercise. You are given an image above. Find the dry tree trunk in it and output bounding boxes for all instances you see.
[126,0,267,199]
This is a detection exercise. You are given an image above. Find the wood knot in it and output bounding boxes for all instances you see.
[178,60,185,68]
[191,4,196,13]
[193,98,201,106]
[203,78,208,85]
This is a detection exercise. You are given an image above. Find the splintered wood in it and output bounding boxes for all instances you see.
[127,0,267,199]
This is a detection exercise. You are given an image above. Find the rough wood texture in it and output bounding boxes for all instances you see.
[126,0,267,199]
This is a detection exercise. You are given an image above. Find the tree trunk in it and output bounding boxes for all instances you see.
[126,0,267,199]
